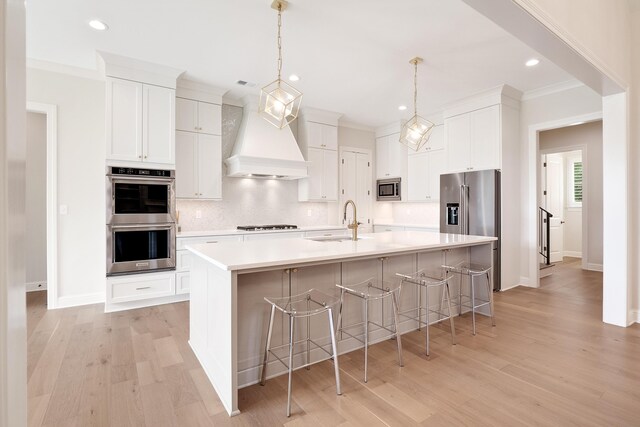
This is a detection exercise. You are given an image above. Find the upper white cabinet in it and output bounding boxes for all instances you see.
[445,105,500,172]
[297,109,342,202]
[176,97,222,135]
[376,133,407,179]
[106,77,175,166]
[407,149,445,201]
[410,124,445,154]
[176,132,222,199]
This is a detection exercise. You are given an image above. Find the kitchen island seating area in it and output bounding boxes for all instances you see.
[187,231,497,416]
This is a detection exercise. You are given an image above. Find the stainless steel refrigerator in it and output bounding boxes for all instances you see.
[440,169,501,291]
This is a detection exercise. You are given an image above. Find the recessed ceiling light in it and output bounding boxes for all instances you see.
[89,20,109,31]
[525,58,540,67]
[398,105,407,111]
[288,74,300,82]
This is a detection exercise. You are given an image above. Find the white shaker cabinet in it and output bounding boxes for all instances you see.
[376,133,407,179]
[305,122,338,150]
[176,131,222,199]
[176,97,222,135]
[407,149,445,202]
[445,105,500,173]
[298,147,338,201]
[106,77,175,166]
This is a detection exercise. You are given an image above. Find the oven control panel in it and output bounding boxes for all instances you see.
[109,167,174,178]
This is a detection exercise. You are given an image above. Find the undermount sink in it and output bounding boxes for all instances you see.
[306,235,372,242]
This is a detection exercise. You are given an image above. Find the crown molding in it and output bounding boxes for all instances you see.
[521,79,586,101]
[337,120,375,132]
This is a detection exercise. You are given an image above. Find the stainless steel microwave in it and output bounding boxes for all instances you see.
[377,178,401,201]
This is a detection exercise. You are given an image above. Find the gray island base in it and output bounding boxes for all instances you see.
[186,231,497,416]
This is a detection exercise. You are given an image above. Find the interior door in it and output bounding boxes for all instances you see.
[341,150,372,229]
[545,153,564,263]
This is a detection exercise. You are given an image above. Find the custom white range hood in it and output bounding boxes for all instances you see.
[225,97,308,180]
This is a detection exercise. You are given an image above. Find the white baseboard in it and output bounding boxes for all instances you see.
[586,263,603,272]
[563,251,582,258]
[104,293,189,313]
[55,292,105,309]
[26,281,47,292]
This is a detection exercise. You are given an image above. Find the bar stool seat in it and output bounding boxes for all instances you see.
[260,289,341,417]
[396,269,456,356]
[441,262,496,335]
[336,278,403,383]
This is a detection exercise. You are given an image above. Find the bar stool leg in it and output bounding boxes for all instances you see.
[260,304,276,386]
[445,282,456,345]
[327,308,342,395]
[458,272,463,317]
[471,275,477,336]
[364,298,369,383]
[391,291,404,367]
[306,297,311,370]
[286,315,295,417]
[487,271,496,326]
[417,280,422,331]
[425,283,431,356]
[337,288,345,340]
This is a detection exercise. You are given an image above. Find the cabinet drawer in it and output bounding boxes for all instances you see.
[373,225,405,232]
[243,232,304,241]
[176,250,192,272]
[108,272,175,304]
[176,272,190,295]
[177,234,243,250]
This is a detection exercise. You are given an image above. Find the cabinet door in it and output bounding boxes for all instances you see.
[322,124,338,150]
[355,152,372,225]
[305,147,324,200]
[427,125,445,151]
[426,149,446,201]
[470,105,500,171]
[198,134,222,199]
[106,78,142,162]
[305,122,324,149]
[176,97,198,132]
[142,84,175,165]
[322,149,338,200]
[176,131,198,198]
[445,113,470,172]
[387,133,406,178]
[198,102,222,135]
[376,136,389,178]
[407,152,428,201]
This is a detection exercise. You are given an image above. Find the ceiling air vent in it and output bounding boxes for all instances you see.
[236,80,256,87]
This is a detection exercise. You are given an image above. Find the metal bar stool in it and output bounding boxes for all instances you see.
[396,269,456,356]
[441,262,496,335]
[336,277,403,383]
[260,289,342,417]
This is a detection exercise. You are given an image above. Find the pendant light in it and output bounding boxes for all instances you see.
[399,57,435,151]
[259,0,302,129]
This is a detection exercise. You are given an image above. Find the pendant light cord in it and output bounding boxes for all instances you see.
[413,59,418,116]
[277,4,283,83]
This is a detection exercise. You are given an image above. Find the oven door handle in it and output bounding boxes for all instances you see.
[108,176,175,184]
[109,223,174,231]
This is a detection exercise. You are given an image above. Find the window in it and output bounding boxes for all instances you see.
[566,155,583,208]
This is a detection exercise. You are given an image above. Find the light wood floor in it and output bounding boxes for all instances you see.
[27,261,640,426]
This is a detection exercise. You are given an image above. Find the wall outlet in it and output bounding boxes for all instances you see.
[195,210,202,219]
[307,209,312,217]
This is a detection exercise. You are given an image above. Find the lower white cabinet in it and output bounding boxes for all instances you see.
[373,225,405,232]
[176,131,222,199]
[407,149,445,202]
[243,232,305,241]
[176,272,190,295]
[106,271,177,312]
[298,148,338,201]
[303,229,348,238]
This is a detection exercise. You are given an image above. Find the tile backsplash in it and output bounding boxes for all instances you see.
[176,104,336,231]
[375,202,440,226]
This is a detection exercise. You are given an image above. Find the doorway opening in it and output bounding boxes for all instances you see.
[537,121,603,283]
[26,102,58,309]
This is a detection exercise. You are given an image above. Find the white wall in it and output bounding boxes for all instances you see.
[519,84,602,284]
[540,124,602,267]
[26,68,106,306]
[1,0,27,423]
[25,112,47,285]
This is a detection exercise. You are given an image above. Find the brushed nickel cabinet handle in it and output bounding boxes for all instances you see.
[136,286,151,290]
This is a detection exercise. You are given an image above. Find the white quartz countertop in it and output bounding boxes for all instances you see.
[177,225,347,238]
[374,222,439,229]
[187,231,496,272]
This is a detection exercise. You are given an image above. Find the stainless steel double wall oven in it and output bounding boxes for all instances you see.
[106,166,176,275]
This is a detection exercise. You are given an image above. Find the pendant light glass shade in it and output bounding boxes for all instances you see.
[399,57,434,151]
[259,79,302,129]
[259,0,302,129]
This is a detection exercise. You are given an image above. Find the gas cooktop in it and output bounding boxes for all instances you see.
[237,224,298,231]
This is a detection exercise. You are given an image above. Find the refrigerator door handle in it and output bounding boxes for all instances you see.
[459,184,465,235]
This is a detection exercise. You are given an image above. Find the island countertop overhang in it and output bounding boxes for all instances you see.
[186,231,497,272]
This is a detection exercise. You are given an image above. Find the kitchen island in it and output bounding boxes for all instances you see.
[186,231,497,416]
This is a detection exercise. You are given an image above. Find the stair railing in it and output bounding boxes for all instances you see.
[539,207,553,266]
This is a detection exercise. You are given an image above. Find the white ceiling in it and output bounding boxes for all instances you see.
[26,0,574,127]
